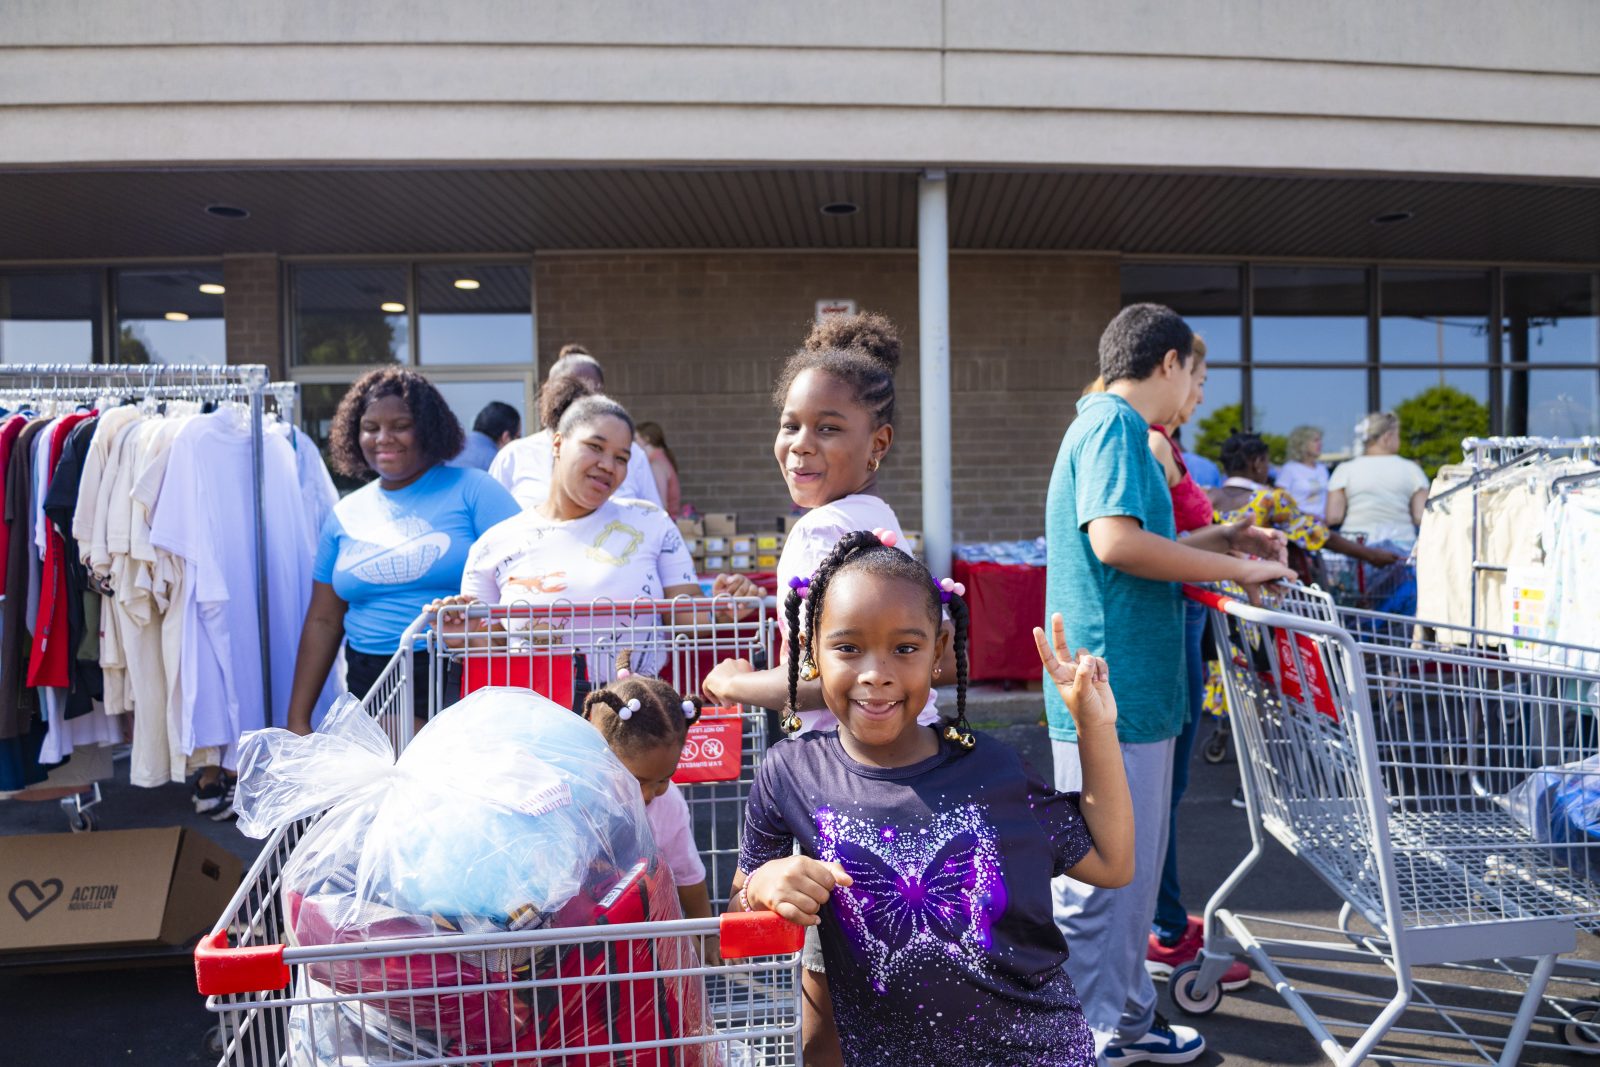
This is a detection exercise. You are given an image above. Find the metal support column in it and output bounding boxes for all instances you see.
[918,169,953,579]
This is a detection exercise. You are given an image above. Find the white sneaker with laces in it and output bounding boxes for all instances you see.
[1103,1013,1206,1064]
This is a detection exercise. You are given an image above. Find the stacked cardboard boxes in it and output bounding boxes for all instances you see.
[677,513,922,574]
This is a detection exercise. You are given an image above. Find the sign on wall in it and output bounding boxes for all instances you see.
[815,299,857,323]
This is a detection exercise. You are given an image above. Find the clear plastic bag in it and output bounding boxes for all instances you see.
[235,686,716,1065]
[1507,752,1600,879]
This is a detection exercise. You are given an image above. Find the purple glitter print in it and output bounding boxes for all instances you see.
[736,731,1097,1066]
[817,805,1008,994]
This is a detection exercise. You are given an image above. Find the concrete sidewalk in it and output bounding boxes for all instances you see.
[3,724,1598,1065]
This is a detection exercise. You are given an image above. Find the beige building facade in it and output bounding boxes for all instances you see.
[1,1,1597,552]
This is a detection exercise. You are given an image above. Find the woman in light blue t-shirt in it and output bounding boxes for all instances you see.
[286,369,519,735]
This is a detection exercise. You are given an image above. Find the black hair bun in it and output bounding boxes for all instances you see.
[805,311,901,374]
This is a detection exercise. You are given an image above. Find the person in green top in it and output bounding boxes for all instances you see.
[1044,303,1294,1064]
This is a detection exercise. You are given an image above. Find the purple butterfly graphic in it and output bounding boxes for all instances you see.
[835,831,981,953]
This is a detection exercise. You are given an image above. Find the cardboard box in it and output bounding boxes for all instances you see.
[1,828,242,954]
[702,536,728,554]
[730,535,755,554]
[755,533,784,552]
[729,553,754,571]
[703,554,728,572]
[777,514,801,534]
[674,517,704,539]
[686,537,705,557]
[756,553,779,569]
[702,513,738,537]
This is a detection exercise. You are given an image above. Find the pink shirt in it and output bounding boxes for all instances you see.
[646,782,706,889]
[1152,425,1214,534]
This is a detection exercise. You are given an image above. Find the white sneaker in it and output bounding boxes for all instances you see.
[1104,1013,1206,1064]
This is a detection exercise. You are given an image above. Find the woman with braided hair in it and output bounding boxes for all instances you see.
[729,531,1134,1067]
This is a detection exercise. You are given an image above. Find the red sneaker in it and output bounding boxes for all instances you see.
[1147,918,1251,991]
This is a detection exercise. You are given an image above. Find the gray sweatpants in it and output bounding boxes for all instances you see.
[1051,736,1176,1057]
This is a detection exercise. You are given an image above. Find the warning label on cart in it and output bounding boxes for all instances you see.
[1272,629,1339,721]
[673,708,743,783]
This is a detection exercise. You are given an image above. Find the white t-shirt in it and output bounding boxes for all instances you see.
[775,494,941,734]
[1328,454,1429,547]
[646,782,706,889]
[461,497,698,677]
[488,429,664,512]
[1275,460,1331,521]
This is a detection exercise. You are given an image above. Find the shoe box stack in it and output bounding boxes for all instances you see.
[676,513,924,575]
[677,513,784,574]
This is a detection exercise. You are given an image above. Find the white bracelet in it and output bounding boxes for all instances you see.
[739,884,753,912]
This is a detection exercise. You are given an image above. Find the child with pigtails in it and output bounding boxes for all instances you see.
[579,661,712,926]
[729,530,1134,1067]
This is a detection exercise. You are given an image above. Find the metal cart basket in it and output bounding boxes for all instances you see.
[1178,584,1600,1065]
[197,596,803,1065]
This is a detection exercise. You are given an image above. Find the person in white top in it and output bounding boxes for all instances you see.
[1326,411,1430,549]
[1274,425,1332,520]
[445,390,759,679]
[702,312,955,733]
[488,346,663,510]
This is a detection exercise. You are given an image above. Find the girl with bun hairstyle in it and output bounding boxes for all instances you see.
[702,311,956,1066]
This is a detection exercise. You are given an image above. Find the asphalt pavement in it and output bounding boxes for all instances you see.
[2,715,1597,1065]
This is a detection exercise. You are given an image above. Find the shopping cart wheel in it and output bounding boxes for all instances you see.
[1201,727,1230,765]
[203,1023,227,1057]
[1560,1009,1600,1054]
[66,808,97,833]
[1169,962,1223,1016]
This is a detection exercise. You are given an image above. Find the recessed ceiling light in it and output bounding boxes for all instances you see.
[380,302,406,314]
[453,278,481,290]
[205,204,250,220]
[820,201,860,217]
[164,312,190,322]
[198,283,226,295]
[1370,210,1415,226]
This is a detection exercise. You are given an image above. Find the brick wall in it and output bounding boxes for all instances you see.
[534,251,1118,541]
[223,254,284,377]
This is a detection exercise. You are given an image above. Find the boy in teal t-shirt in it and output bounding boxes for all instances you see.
[1044,305,1293,1064]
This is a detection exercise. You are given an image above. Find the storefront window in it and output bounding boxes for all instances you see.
[1380,268,1490,365]
[417,264,533,366]
[114,267,226,364]
[0,271,102,364]
[1250,367,1369,458]
[1503,271,1600,436]
[1119,263,1243,363]
[1252,266,1368,363]
[292,265,410,366]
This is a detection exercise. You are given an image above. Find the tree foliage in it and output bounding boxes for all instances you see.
[1193,403,1287,465]
[1395,384,1489,478]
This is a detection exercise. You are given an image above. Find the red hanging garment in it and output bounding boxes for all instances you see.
[27,412,93,688]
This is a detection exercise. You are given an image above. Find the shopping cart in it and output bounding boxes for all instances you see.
[198,595,804,1064]
[1318,535,1415,613]
[1178,584,1600,1065]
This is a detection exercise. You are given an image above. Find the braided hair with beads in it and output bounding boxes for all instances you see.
[781,529,973,751]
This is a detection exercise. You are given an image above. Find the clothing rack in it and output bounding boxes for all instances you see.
[0,364,288,744]
[1425,435,1600,630]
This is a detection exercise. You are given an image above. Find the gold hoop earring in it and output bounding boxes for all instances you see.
[869,457,881,472]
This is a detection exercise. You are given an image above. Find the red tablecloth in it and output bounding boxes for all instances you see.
[952,559,1047,683]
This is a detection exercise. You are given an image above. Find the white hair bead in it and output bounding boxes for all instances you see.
[618,697,641,721]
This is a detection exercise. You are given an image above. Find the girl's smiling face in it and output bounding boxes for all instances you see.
[774,368,893,509]
[814,569,948,766]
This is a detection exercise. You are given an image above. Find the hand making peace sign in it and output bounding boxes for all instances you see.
[1033,612,1118,734]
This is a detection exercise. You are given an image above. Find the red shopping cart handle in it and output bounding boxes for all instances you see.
[1182,584,1235,611]
[718,910,807,959]
[194,930,289,996]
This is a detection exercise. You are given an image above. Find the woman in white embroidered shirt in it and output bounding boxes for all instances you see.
[443,379,759,681]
